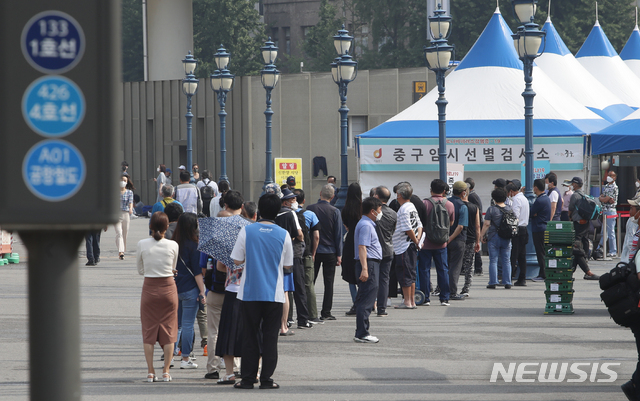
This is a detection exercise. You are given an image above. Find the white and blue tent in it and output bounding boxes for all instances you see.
[575,19,640,109]
[356,8,608,200]
[620,24,640,79]
[536,17,633,123]
[592,108,640,154]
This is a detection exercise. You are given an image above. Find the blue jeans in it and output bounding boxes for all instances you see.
[488,235,512,286]
[418,248,449,302]
[598,209,617,254]
[177,287,199,357]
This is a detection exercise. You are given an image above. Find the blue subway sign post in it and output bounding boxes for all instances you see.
[1,1,120,400]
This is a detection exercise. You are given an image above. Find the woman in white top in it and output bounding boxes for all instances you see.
[155,164,167,203]
[137,212,179,382]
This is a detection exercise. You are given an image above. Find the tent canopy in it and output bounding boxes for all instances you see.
[621,25,640,79]
[592,107,640,154]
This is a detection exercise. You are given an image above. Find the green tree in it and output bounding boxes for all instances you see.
[192,0,266,77]
[122,0,144,82]
[302,0,343,72]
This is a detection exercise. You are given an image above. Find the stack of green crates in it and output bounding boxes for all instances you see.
[543,221,575,314]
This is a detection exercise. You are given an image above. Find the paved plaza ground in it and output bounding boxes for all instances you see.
[0,217,635,400]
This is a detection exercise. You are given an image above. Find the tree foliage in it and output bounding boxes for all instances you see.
[192,0,266,77]
[302,0,343,72]
[122,0,144,82]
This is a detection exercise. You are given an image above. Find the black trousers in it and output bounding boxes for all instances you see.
[631,323,640,388]
[376,256,393,313]
[240,301,282,387]
[291,257,309,325]
[313,253,337,317]
[532,231,547,279]
[573,221,591,274]
[511,226,528,282]
[474,251,483,273]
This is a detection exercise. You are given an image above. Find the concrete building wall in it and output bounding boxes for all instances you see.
[121,67,436,205]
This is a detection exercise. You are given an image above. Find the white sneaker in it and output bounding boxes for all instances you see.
[354,335,379,343]
[441,301,450,306]
[424,301,431,306]
[386,298,392,307]
[180,360,198,369]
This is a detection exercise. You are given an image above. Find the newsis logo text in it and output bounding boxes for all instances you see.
[490,362,620,383]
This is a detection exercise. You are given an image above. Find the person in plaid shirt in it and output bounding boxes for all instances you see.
[598,171,619,257]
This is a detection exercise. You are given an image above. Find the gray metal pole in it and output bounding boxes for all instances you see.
[20,230,84,401]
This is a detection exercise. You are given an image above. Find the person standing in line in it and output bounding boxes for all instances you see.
[210,181,230,218]
[175,171,203,215]
[597,170,619,257]
[447,181,469,301]
[460,187,480,296]
[155,164,167,203]
[342,183,363,316]
[545,173,563,221]
[372,186,397,317]
[353,197,383,343]
[567,177,600,280]
[137,212,179,382]
[306,184,343,321]
[392,183,422,309]
[561,181,573,221]
[191,164,200,183]
[465,178,484,276]
[530,179,552,283]
[621,199,640,262]
[231,193,293,390]
[116,174,134,260]
[480,188,513,289]
[506,180,529,286]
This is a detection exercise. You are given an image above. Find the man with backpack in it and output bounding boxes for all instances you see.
[567,177,600,280]
[418,179,455,306]
[479,188,515,289]
[447,181,469,300]
[197,170,219,217]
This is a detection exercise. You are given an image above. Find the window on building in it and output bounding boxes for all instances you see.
[348,116,368,148]
[284,27,291,55]
[355,25,369,55]
[271,27,279,48]
[302,26,312,40]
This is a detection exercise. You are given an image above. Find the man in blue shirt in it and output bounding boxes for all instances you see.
[231,193,293,389]
[530,179,551,282]
[353,197,384,343]
[447,181,469,300]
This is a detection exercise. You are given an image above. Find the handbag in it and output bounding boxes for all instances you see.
[179,253,206,312]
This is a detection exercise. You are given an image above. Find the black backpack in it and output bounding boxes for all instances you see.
[599,262,640,327]
[425,197,450,244]
[497,206,519,239]
[575,193,602,220]
[201,180,215,201]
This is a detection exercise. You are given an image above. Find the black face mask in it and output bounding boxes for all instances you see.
[194,168,199,173]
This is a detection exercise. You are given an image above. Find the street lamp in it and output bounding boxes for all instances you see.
[182,51,199,181]
[331,25,357,210]
[424,3,453,183]
[210,45,235,183]
[510,0,546,202]
[260,38,280,189]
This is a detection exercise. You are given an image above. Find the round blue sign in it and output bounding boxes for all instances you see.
[21,11,85,74]
[23,140,86,202]
[22,76,85,138]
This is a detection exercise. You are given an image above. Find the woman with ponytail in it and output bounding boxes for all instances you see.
[136,211,180,382]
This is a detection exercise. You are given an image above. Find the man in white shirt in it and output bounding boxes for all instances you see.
[506,180,529,286]
[175,171,202,215]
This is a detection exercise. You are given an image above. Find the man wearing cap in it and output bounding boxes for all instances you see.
[447,181,469,300]
[621,198,640,262]
[568,177,600,280]
[506,179,529,286]
[597,171,619,257]
[491,178,507,206]
[286,176,296,190]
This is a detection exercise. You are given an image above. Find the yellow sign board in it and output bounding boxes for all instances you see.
[274,158,303,189]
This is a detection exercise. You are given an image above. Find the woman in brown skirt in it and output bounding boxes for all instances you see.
[136,211,179,382]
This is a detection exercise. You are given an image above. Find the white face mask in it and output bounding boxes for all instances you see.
[120,181,127,188]
[544,183,549,191]
[291,201,299,210]
[157,167,160,172]
[606,176,614,183]
[636,181,639,188]
[375,210,383,221]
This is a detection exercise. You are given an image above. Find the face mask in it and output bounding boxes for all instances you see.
[376,210,383,221]
[291,201,299,210]
[157,167,160,172]
[544,184,549,191]
[606,176,613,183]
[193,168,199,173]
[120,181,127,188]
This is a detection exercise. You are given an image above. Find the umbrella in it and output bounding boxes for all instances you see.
[198,215,252,268]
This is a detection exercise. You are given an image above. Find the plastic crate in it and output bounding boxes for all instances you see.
[545,269,573,280]
[546,221,575,232]
[544,258,572,269]
[545,279,574,292]
[544,290,575,303]
[544,235,574,245]
[544,302,574,314]
[544,245,573,258]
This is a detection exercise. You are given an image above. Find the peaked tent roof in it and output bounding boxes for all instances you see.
[591,107,640,154]
[620,25,640,79]
[536,18,633,123]
[576,21,640,108]
[359,9,609,140]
